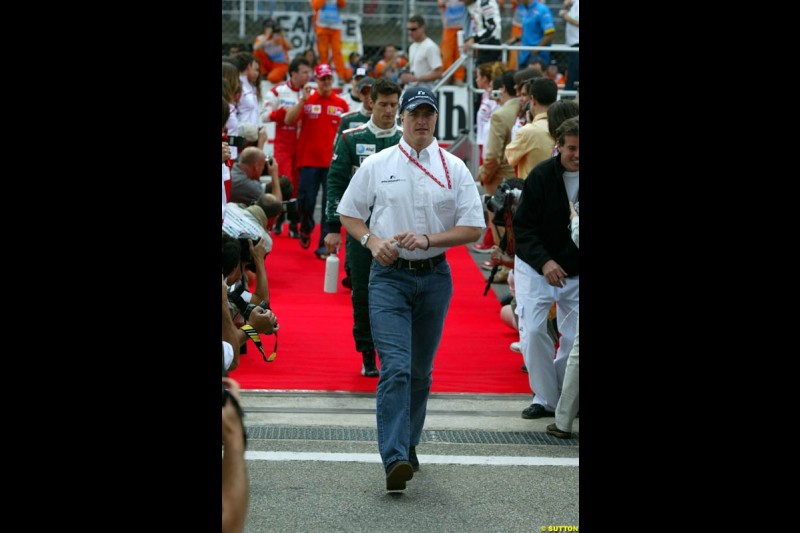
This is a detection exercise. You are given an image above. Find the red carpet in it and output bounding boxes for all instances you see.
[230,225,529,394]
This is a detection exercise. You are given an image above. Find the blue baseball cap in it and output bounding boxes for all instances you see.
[399,87,438,114]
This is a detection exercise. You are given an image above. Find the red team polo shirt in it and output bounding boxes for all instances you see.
[296,92,348,168]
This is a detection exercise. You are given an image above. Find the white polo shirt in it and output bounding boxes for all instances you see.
[407,38,443,89]
[337,138,485,261]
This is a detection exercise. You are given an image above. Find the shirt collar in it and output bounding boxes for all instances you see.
[399,137,440,159]
[367,118,399,138]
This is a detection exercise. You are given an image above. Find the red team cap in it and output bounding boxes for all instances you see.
[314,63,334,78]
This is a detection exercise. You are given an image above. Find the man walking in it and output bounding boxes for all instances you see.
[285,63,348,257]
[262,57,312,237]
[512,116,579,419]
[324,78,403,378]
[337,87,485,491]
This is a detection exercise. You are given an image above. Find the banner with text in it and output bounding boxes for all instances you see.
[432,85,470,143]
[272,12,363,65]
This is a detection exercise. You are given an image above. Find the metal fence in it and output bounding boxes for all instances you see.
[222,1,570,72]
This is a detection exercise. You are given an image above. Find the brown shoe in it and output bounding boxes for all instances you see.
[546,423,572,439]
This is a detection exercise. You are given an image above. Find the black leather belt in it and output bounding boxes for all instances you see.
[393,253,446,270]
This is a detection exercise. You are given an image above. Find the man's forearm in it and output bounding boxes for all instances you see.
[270,173,282,202]
[340,214,369,241]
[417,67,443,82]
[222,305,242,370]
[252,267,269,305]
[284,99,304,125]
[427,226,483,248]
[222,438,248,533]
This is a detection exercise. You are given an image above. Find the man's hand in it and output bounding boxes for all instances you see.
[569,201,577,221]
[222,142,231,163]
[392,231,428,251]
[249,238,269,263]
[542,259,568,288]
[324,232,342,253]
[368,236,400,266]
[247,307,278,334]
[266,156,279,179]
[489,245,506,266]
[300,83,314,102]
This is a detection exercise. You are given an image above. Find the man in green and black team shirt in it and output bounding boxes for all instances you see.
[334,76,375,151]
[324,78,403,377]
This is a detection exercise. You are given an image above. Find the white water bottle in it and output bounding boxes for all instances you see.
[323,251,339,293]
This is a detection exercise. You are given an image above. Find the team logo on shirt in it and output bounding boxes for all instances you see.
[380,174,404,183]
[328,105,343,116]
[310,104,322,114]
[356,144,376,156]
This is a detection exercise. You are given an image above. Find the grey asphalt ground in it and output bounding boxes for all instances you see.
[240,392,579,533]
[235,184,578,532]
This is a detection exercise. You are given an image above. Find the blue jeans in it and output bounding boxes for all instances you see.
[369,259,453,470]
[297,166,329,248]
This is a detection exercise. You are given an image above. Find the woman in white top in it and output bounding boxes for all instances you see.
[475,61,505,163]
[222,62,242,136]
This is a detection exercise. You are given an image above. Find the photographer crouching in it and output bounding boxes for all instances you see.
[222,233,279,369]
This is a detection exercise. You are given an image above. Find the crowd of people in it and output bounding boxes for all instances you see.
[221,0,579,526]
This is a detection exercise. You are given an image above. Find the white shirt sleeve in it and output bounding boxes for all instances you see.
[337,157,377,221]
[222,341,234,370]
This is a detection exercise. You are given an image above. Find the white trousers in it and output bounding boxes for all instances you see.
[514,257,579,411]
[555,315,579,432]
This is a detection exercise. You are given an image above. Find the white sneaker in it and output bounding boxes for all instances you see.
[510,341,521,353]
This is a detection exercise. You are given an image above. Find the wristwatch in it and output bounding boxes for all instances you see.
[360,233,371,247]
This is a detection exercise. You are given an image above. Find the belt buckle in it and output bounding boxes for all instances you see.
[407,259,417,271]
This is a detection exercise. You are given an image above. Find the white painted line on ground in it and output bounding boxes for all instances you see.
[245,451,578,467]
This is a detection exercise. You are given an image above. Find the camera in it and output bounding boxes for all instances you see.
[243,299,270,322]
[238,233,260,271]
[227,135,246,150]
[485,179,524,226]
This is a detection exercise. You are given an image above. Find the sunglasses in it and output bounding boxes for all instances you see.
[407,27,419,31]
